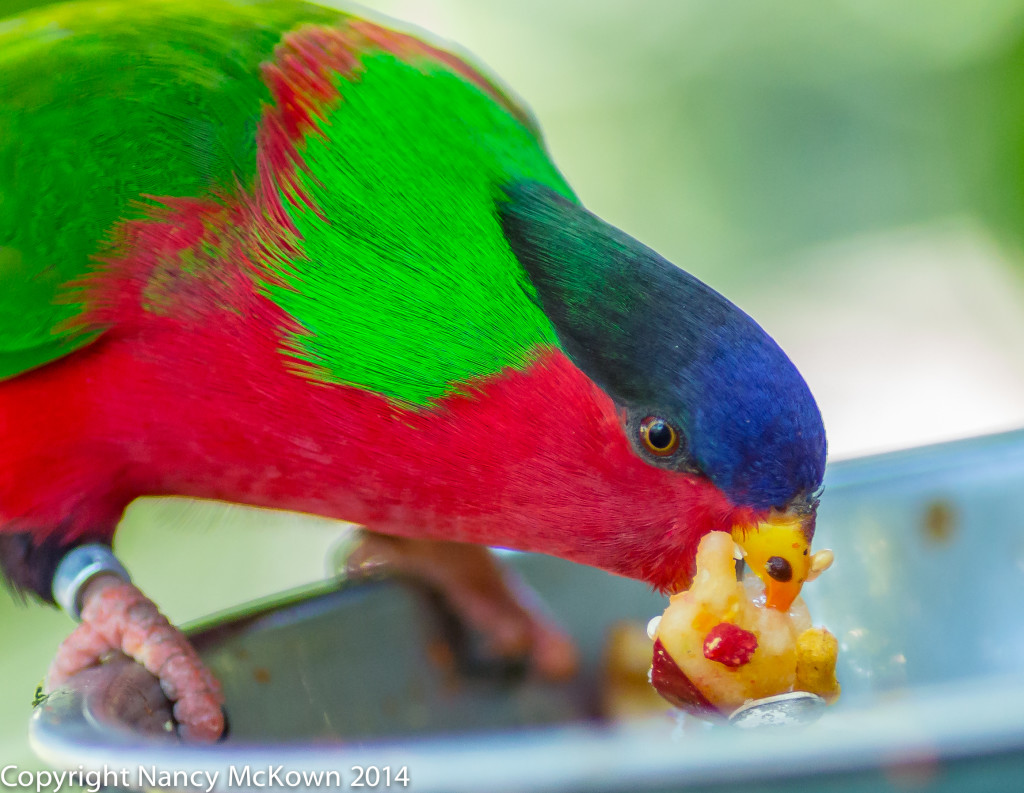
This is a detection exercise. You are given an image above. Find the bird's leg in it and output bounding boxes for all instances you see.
[47,548,224,742]
[343,532,578,680]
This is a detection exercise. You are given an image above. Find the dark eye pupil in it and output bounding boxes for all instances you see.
[647,421,673,450]
[766,556,793,582]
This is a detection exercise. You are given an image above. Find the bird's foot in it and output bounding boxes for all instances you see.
[343,533,578,680]
[47,575,225,742]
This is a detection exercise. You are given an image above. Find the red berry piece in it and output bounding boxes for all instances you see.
[703,622,758,668]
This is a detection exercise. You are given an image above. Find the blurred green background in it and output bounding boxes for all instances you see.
[7,0,1024,773]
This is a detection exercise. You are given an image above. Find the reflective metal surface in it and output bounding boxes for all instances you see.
[728,692,827,728]
[30,430,1024,792]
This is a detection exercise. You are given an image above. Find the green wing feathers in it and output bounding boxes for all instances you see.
[0,0,342,379]
[259,47,572,404]
[1,0,570,400]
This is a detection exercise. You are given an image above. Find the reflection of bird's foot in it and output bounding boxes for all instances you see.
[343,532,579,680]
[47,575,225,742]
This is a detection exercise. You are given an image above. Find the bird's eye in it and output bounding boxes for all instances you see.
[639,416,680,457]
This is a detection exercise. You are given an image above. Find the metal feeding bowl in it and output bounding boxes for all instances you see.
[30,431,1024,792]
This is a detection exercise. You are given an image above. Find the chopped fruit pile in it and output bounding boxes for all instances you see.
[649,531,840,719]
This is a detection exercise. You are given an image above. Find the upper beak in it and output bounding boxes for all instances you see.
[730,510,833,611]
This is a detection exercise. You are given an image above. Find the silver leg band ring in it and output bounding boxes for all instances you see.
[52,544,132,621]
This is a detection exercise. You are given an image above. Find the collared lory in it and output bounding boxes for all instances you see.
[0,0,826,741]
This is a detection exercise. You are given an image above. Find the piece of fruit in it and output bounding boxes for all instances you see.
[702,622,758,668]
[649,531,839,718]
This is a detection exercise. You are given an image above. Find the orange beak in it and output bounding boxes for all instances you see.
[731,511,833,611]
[764,576,803,612]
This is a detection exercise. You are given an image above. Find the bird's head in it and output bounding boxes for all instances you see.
[499,181,829,609]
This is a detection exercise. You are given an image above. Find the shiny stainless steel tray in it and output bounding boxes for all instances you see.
[30,431,1024,792]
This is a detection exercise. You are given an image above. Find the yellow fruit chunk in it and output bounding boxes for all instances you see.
[795,627,841,703]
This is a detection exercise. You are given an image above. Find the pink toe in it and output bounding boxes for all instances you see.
[48,581,225,741]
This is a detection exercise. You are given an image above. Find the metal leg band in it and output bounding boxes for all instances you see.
[52,544,132,621]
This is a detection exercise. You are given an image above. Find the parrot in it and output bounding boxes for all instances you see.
[0,0,827,741]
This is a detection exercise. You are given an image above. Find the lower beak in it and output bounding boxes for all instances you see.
[764,577,803,612]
